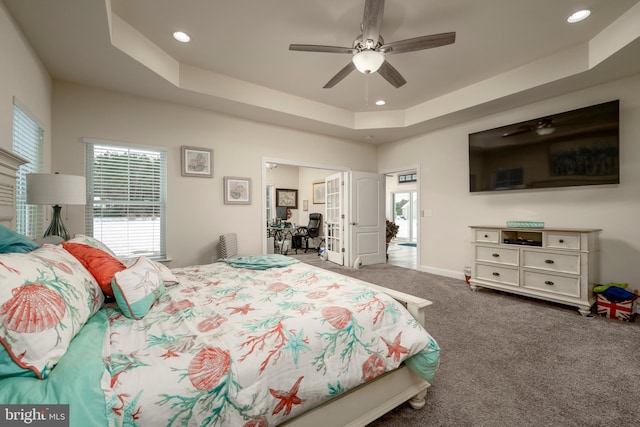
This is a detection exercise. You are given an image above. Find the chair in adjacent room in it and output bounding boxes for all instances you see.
[296,213,322,253]
[219,233,238,259]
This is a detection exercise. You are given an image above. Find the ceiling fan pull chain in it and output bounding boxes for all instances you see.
[364,73,369,106]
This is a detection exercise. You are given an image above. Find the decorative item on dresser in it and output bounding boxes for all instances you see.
[469,225,601,316]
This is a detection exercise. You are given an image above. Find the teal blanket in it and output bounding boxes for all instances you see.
[218,254,299,270]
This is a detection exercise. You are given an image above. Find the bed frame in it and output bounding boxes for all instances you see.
[0,148,434,426]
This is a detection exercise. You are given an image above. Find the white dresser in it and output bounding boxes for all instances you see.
[469,226,601,316]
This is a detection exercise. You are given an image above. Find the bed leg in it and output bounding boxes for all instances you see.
[407,389,428,410]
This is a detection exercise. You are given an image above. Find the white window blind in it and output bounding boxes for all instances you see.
[85,142,166,259]
[12,101,44,238]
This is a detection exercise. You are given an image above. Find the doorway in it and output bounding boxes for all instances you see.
[384,168,420,270]
[261,157,347,256]
[262,158,386,267]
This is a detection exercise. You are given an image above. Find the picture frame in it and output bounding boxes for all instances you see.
[224,176,251,205]
[181,146,213,177]
[276,188,298,209]
[313,182,326,204]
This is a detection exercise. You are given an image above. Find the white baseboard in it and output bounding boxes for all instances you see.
[419,265,464,281]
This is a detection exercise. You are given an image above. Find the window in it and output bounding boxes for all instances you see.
[12,100,44,238]
[494,168,523,190]
[85,140,167,259]
[398,172,417,184]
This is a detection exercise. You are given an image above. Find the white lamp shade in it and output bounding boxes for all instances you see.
[352,50,385,74]
[26,173,86,205]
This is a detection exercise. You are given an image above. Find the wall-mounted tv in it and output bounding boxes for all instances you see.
[469,100,619,193]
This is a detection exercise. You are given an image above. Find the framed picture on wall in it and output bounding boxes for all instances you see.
[224,176,251,204]
[313,182,325,204]
[181,146,213,177]
[276,188,298,208]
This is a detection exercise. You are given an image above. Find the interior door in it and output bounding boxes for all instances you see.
[348,171,385,266]
[324,172,344,265]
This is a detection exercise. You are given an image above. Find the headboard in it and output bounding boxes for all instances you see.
[0,147,28,230]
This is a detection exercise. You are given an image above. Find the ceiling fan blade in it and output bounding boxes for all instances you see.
[362,0,385,47]
[289,44,355,54]
[323,62,356,88]
[501,126,533,137]
[378,61,406,88]
[380,32,456,54]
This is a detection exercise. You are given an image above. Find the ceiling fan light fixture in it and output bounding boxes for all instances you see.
[352,50,385,74]
[536,127,555,136]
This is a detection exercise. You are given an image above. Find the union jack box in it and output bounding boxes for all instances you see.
[596,294,636,322]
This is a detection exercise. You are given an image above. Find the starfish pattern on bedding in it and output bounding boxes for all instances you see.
[381,331,409,362]
[269,376,304,416]
[227,303,255,315]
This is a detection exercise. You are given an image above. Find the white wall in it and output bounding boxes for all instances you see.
[0,3,51,161]
[51,81,378,267]
[379,73,640,291]
[298,167,332,228]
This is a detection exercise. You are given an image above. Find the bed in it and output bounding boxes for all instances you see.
[0,148,440,427]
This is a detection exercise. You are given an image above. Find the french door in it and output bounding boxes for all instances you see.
[324,171,385,267]
[324,172,343,264]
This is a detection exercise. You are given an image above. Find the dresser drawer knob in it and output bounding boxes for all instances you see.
[492,272,500,276]
[544,259,555,264]
[484,234,489,238]
[492,253,500,257]
[544,280,554,286]
[559,239,564,243]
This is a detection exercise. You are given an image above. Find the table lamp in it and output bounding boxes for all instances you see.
[26,172,86,241]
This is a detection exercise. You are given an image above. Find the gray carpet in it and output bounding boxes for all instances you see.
[290,253,640,427]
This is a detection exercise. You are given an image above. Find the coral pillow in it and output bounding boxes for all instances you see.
[61,242,125,297]
[67,234,117,257]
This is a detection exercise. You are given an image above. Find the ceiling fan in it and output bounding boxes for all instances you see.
[502,119,556,137]
[289,0,456,88]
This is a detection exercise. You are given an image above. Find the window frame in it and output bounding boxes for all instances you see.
[84,138,167,260]
[12,98,44,238]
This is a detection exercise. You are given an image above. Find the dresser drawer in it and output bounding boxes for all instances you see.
[475,263,519,287]
[522,250,579,274]
[476,245,518,266]
[545,232,580,250]
[474,229,499,243]
[522,271,580,298]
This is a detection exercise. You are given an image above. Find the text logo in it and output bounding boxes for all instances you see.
[1,405,69,426]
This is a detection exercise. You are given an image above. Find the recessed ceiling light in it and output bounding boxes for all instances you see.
[567,9,591,23]
[173,31,191,43]
[375,100,386,106]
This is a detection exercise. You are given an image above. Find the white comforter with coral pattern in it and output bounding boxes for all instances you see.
[101,260,440,426]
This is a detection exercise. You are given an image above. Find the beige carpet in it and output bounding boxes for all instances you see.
[290,252,640,427]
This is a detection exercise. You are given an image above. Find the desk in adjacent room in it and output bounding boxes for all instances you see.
[267,225,301,254]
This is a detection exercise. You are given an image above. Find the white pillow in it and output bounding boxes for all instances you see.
[0,245,104,379]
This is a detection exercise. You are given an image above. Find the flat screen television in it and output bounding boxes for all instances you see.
[469,100,619,192]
